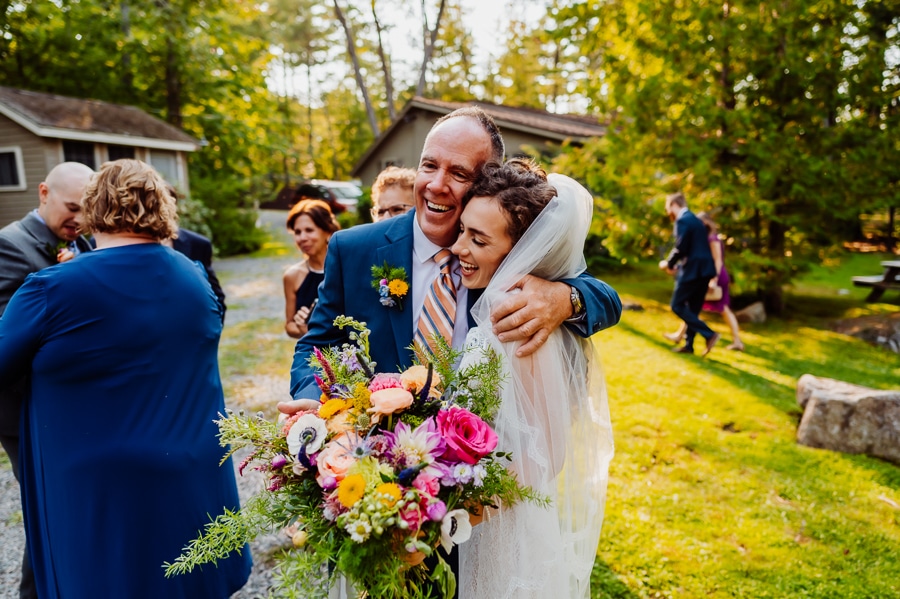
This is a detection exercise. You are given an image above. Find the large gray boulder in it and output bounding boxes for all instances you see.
[796,374,900,465]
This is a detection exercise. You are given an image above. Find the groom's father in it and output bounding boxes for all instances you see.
[287,107,622,402]
[659,191,719,356]
[0,161,94,599]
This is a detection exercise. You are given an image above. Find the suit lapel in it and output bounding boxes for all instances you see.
[375,214,415,364]
[19,212,63,265]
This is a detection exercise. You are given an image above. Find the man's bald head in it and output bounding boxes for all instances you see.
[38,162,95,241]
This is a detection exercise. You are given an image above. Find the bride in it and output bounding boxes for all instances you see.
[450,159,614,599]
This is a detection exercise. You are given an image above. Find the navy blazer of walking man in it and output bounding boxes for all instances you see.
[663,197,718,354]
[289,209,622,400]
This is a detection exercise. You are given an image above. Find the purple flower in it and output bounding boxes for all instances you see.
[339,348,361,371]
[271,454,288,470]
[426,500,448,522]
[384,418,445,469]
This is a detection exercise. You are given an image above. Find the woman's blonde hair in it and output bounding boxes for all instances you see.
[81,159,178,240]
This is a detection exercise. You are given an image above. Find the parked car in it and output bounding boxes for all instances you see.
[310,179,363,212]
[262,180,363,215]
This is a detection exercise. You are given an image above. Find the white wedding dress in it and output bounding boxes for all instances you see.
[457,174,614,599]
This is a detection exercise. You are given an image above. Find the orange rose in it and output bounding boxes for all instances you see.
[367,387,414,417]
[316,431,362,486]
[400,365,442,398]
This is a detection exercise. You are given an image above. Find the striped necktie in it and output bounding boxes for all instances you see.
[415,249,457,354]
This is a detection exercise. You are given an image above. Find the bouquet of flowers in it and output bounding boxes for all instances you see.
[165,316,544,599]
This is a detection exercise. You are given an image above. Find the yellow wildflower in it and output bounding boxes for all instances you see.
[351,382,372,411]
[338,473,366,508]
[319,398,348,420]
[388,279,409,297]
[375,482,402,507]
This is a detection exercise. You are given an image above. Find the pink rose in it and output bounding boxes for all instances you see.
[436,407,498,465]
[368,373,403,392]
[412,472,440,498]
[399,504,425,531]
[368,387,414,417]
[316,431,361,486]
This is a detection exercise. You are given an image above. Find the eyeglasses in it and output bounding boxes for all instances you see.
[371,204,413,220]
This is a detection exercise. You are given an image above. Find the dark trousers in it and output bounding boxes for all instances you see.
[671,277,715,350]
[0,434,37,599]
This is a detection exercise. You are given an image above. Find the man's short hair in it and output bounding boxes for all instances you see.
[666,192,687,208]
[433,106,505,162]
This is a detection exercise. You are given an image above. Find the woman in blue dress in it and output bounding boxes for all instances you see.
[0,159,251,598]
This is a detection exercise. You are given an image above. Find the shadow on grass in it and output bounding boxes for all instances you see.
[592,560,640,599]
[616,316,900,495]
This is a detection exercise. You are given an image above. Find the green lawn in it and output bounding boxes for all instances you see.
[590,256,900,598]
[218,249,900,598]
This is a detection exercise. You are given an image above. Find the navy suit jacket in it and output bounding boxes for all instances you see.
[665,210,716,284]
[290,210,622,399]
[172,228,226,320]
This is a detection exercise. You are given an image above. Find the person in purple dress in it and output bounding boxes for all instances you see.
[664,212,744,351]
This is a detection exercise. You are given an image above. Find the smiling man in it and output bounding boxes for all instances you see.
[284,107,621,599]
[288,107,621,403]
[0,160,94,599]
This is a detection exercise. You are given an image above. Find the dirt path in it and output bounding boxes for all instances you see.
[0,211,301,598]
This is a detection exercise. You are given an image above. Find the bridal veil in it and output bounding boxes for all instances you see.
[458,173,614,599]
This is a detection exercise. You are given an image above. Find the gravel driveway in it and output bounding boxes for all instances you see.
[0,211,302,598]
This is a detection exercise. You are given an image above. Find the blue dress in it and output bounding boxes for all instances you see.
[0,244,251,599]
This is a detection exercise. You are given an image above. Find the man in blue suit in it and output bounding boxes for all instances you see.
[283,107,622,599]
[286,106,622,401]
[659,191,720,356]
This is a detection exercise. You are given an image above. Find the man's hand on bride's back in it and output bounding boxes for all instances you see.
[490,275,571,357]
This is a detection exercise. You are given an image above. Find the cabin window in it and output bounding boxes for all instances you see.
[107,144,136,161]
[63,141,96,169]
[0,146,26,191]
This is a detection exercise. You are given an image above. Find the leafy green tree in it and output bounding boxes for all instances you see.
[555,0,900,313]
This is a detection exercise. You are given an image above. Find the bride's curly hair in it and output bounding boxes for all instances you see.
[463,158,558,244]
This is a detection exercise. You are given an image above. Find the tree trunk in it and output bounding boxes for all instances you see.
[120,0,133,96]
[165,33,182,127]
[371,0,395,121]
[763,218,786,315]
[333,0,380,136]
[415,0,446,97]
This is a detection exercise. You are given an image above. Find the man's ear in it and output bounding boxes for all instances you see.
[38,182,50,205]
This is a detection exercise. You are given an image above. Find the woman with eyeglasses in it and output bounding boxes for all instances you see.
[370,166,416,221]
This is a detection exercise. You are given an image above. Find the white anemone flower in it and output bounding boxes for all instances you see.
[440,509,473,552]
[287,414,328,456]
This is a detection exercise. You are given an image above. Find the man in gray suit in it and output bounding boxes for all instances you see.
[0,161,94,599]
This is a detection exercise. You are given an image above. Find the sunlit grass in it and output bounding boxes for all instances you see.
[590,264,900,598]
[216,255,900,598]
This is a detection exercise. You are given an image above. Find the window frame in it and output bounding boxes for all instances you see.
[0,146,27,192]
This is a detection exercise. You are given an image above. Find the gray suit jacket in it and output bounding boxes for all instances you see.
[0,211,92,436]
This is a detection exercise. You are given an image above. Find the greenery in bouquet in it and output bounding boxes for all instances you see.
[165,316,545,598]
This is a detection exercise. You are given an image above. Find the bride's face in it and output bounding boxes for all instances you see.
[451,196,514,290]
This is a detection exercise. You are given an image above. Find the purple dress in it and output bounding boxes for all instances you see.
[703,235,731,313]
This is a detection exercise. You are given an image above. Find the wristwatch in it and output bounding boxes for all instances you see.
[568,285,585,319]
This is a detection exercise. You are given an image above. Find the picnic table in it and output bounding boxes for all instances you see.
[852,260,900,302]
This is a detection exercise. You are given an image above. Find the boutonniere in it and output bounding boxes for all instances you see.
[42,240,69,262]
[371,261,409,310]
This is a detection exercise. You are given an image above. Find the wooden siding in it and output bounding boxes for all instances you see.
[0,115,194,228]
[0,116,45,225]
